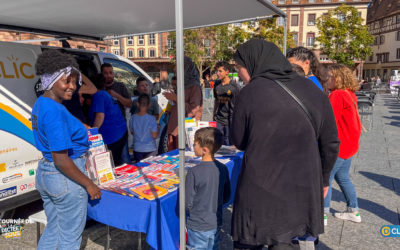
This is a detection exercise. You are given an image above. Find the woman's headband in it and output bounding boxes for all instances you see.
[40,66,81,91]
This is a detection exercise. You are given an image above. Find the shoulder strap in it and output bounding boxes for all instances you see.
[273,79,318,138]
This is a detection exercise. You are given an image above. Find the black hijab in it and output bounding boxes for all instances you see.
[184,56,200,89]
[234,39,297,82]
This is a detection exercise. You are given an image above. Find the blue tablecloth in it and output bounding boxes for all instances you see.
[87,150,243,250]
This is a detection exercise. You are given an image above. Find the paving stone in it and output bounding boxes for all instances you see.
[318,214,343,250]
[339,222,399,250]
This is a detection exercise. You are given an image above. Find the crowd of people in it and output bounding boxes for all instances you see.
[31,38,363,250]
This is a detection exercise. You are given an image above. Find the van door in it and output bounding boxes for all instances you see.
[0,42,42,210]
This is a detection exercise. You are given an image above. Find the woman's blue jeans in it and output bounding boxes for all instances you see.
[35,155,88,250]
[324,157,359,213]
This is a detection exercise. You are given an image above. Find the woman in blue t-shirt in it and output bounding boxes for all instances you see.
[287,47,328,92]
[32,50,101,250]
[89,74,127,166]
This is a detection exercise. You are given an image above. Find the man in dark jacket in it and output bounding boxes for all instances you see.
[231,39,339,250]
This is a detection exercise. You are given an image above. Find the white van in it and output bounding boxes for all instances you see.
[0,41,167,218]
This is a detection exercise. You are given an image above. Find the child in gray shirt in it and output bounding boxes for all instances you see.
[185,127,231,250]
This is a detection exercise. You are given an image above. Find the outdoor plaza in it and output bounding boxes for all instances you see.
[1,91,399,250]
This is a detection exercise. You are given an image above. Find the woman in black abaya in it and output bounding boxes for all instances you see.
[231,39,339,249]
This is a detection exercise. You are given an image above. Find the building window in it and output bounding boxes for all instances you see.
[149,49,155,58]
[203,39,211,47]
[291,15,299,26]
[380,35,385,44]
[113,39,119,46]
[277,17,284,26]
[338,14,345,22]
[376,53,381,63]
[397,14,400,23]
[324,0,331,2]
[369,53,373,62]
[99,47,106,52]
[167,38,173,49]
[127,36,134,45]
[278,0,285,4]
[138,35,145,45]
[308,0,315,3]
[292,0,299,3]
[128,50,134,58]
[113,50,119,56]
[397,49,400,59]
[308,14,316,26]
[382,53,389,63]
[205,48,211,57]
[306,33,315,47]
[149,34,156,45]
[374,36,379,45]
[397,31,400,41]
[138,49,145,58]
[292,32,298,46]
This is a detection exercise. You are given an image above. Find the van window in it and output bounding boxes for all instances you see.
[103,58,144,95]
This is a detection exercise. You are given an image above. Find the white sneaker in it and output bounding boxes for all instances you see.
[334,211,361,223]
[324,214,328,226]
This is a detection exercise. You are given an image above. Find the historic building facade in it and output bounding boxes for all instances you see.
[0,31,109,52]
[363,0,400,82]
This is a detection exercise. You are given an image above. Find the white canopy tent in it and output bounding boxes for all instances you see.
[0,0,286,248]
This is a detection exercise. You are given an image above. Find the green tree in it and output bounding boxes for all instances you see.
[167,17,294,73]
[316,4,374,67]
[250,18,295,52]
[167,28,217,77]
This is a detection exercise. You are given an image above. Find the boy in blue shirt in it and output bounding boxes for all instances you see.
[185,127,231,250]
[129,94,159,162]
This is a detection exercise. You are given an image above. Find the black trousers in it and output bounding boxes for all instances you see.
[107,132,128,167]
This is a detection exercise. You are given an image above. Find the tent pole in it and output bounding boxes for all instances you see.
[283,16,287,55]
[175,0,186,249]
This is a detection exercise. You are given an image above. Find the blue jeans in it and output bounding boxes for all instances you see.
[324,157,359,213]
[187,228,219,250]
[35,155,88,250]
[216,122,231,146]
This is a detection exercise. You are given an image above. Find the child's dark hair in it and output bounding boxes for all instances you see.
[138,93,150,108]
[215,61,230,72]
[35,49,79,75]
[92,74,106,90]
[194,127,223,155]
[136,76,148,85]
[291,63,305,77]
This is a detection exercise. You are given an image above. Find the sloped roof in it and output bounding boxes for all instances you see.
[367,0,400,23]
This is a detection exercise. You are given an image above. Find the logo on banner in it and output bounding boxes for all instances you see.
[0,186,17,200]
[19,182,35,192]
[2,173,22,183]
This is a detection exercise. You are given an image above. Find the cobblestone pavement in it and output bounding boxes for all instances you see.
[1,93,399,249]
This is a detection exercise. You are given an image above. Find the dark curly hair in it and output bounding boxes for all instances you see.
[35,49,79,75]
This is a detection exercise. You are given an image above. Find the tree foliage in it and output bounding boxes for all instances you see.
[316,4,374,67]
[167,17,295,74]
